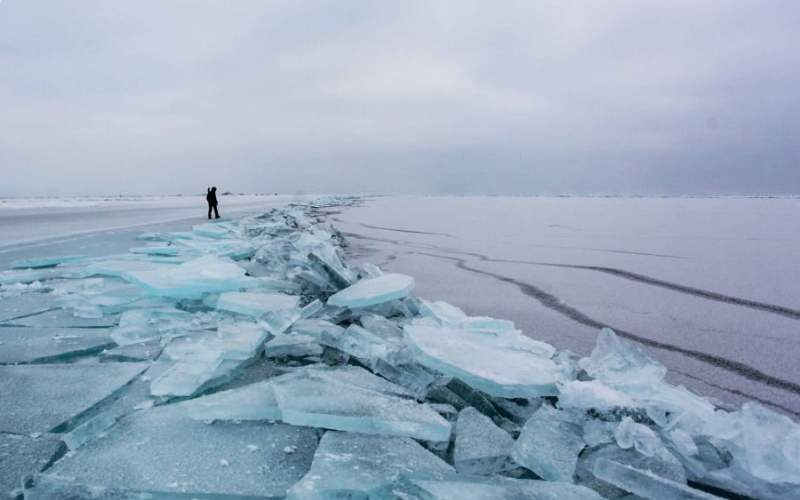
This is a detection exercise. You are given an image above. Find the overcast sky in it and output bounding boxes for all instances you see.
[1,1,798,196]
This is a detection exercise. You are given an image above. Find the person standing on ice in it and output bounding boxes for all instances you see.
[206,187,220,219]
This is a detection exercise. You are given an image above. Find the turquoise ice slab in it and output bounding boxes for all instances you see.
[326,273,415,309]
[45,404,318,498]
[25,474,278,499]
[511,405,586,482]
[380,474,606,500]
[270,366,450,441]
[265,333,324,359]
[7,308,120,328]
[453,407,515,475]
[0,362,148,435]
[404,324,562,398]
[111,307,201,346]
[576,443,686,499]
[0,292,57,322]
[0,433,64,498]
[127,255,257,299]
[593,459,722,499]
[580,328,667,387]
[181,380,281,422]
[0,326,114,364]
[287,431,454,499]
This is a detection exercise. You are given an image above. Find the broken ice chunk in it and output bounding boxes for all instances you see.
[217,292,300,318]
[614,417,670,459]
[290,319,345,346]
[580,328,666,387]
[383,474,605,500]
[110,307,195,346]
[215,321,269,360]
[702,401,800,485]
[266,333,324,359]
[270,366,451,441]
[453,407,515,475]
[181,380,281,421]
[326,273,415,309]
[216,291,301,333]
[558,380,636,411]
[45,404,318,498]
[335,324,404,368]
[576,444,687,499]
[404,324,561,398]
[150,355,224,398]
[582,420,616,447]
[287,431,454,499]
[593,459,721,499]
[511,404,586,482]
[127,255,257,299]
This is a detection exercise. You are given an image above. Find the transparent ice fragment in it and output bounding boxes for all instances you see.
[404,324,561,398]
[150,355,224,398]
[335,324,403,368]
[582,420,616,448]
[181,380,281,421]
[593,459,721,499]
[46,404,318,498]
[128,255,257,299]
[577,444,687,499]
[270,366,450,441]
[383,474,605,500]
[360,313,404,339]
[111,307,196,346]
[326,273,415,309]
[614,417,669,459]
[511,405,586,481]
[216,292,300,330]
[558,380,636,411]
[580,328,666,387]
[266,333,324,359]
[290,319,345,346]
[702,402,800,485]
[287,431,454,499]
[453,407,515,475]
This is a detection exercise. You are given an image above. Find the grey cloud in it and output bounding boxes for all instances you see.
[0,0,798,196]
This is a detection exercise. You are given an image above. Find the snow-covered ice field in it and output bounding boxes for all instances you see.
[332,196,800,417]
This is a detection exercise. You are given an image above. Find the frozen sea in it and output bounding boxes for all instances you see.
[331,196,800,417]
[1,194,798,419]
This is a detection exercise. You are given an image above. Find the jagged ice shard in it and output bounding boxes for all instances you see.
[453,407,515,474]
[270,366,451,441]
[382,475,606,500]
[404,323,562,398]
[288,431,454,499]
[326,273,415,308]
[127,254,257,299]
[511,404,586,482]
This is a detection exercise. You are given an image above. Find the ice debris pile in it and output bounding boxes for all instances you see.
[2,197,800,499]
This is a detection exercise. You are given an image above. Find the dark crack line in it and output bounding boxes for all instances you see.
[344,231,800,320]
[358,223,454,238]
[413,250,800,397]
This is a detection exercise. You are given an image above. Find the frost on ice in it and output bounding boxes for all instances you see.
[2,196,799,499]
